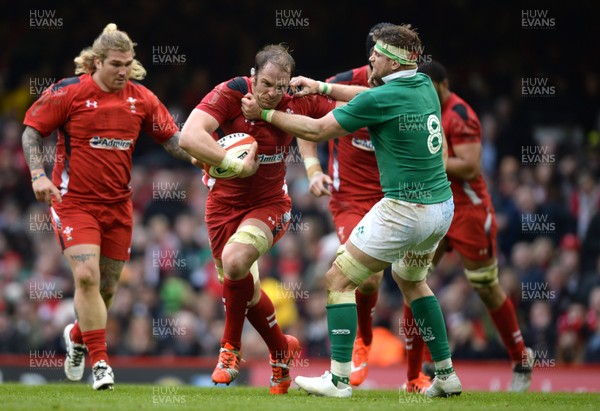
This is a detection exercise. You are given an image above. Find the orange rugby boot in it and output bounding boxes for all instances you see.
[269,335,301,394]
[212,343,242,385]
[349,337,371,386]
[405,372,433,393]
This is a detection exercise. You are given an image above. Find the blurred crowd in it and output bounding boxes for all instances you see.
[1,92,600,365]
[1,1,600,367]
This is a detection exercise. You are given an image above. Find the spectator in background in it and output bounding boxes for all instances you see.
[584,287,600,362]
[581,212,600,273]
[523,301,557,359]
[557,303,589,364]
[493,156,521,257]
[570,170,600,239]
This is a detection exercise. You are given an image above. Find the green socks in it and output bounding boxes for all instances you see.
[410,295,452,363]
[327,303,357,386]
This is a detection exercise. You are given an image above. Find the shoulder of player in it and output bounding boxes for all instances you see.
[222,76,250,95]
[50,76,81,92]
[123,80,165,107]
[326,65,368,85]
[445,93,478,123]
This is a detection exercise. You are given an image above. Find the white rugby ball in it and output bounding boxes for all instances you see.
[204,133,256,179]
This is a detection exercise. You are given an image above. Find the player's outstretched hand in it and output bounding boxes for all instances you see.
[309,171,332,197]
[241,93,263,120]
[289,76,319,97]
[238,141,259,178]
[32,175,62,206]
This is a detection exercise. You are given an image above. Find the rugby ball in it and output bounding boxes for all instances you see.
[204,133,256,179]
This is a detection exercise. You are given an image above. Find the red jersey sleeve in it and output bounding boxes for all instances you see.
[141,89,178,143]
[196,79,244,124]
[291,94,336,118]
[23,79,74,137]
[447,102,481,146]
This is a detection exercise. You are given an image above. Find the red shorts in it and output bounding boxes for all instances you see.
[329,195,382,244]
[205,196,292,259]
[445,203,497,261]
[50,199,133,261]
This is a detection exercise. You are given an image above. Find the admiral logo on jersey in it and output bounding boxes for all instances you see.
[89,136,133,150]
[351,137,375,152]
[258,153,285,164]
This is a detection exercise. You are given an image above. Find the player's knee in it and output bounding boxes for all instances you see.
[325,265,354,292]
[73,265,100,291]
[227,225,269,256]
[465,262,498,289]
[392,260,429,282]
[332,245,374,287]
[221,246,255,280]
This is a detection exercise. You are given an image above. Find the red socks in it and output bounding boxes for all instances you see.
[355,289,378,345]
[403,304,426,380]
[81,329,108,365]
[221,274,255,350]
[246,289,287,359]
[490,297,526,362]
[70,321,84,344]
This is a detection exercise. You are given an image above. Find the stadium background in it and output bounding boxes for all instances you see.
[1,0,600,389]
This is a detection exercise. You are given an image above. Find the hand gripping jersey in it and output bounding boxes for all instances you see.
[196,76,336,206]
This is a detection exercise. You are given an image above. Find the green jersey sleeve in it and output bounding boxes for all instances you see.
[332,92,379,133]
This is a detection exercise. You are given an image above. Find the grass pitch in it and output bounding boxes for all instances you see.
[1,383,599,411]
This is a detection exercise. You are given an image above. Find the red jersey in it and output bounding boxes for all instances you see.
[326,65,382,201]
[23,74,177,203]
[197,76,335,206]
[442,92,491,206]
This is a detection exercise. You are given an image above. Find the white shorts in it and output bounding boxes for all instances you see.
[349,197,454,264]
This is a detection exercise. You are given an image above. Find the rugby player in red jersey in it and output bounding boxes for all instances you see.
[297,22,432,389]
[21,24,225,390]
[179,44,337,394]
[400,61,533,392]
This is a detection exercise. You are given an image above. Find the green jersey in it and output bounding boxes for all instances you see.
[332,71,451,204]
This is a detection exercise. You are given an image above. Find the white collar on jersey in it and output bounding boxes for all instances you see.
[382,68,418,83]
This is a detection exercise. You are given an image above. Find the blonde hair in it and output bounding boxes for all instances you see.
[74,23,146,80]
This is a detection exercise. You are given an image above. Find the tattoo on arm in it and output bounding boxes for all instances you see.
[22,126,45,171]
[162,132,193,162]
[70,253,96,263]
